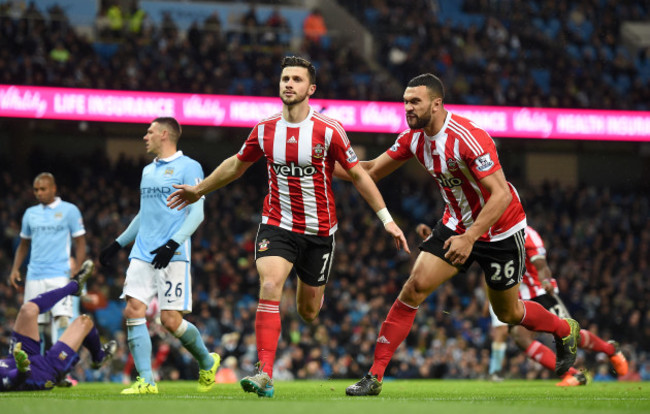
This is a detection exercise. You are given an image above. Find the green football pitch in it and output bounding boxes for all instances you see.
[0,380,648,414]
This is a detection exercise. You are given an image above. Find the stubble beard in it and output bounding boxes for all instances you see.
[407,113,432,130]
[280,91,308,106]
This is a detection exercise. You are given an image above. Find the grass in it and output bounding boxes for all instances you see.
[0,379,648,414]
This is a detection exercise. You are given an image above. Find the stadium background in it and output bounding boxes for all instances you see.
[1,0,649,384]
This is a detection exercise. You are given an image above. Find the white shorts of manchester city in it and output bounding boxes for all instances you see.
[24,276,73,323]
[489,303,509,328]
[121,258,193,313]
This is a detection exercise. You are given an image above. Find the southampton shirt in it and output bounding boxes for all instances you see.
[237,107,359,236]
[519,226,559,299]
[387,111,526,242]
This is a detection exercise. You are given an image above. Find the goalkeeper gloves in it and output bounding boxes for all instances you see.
[13,342,31,373]
[150,240,179,269]
[99,240,122,267]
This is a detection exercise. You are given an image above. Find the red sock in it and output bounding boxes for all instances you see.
[255,299,281,379]
[579,329,615,355]
[369,299,418,381]
[519,300,569,337]
[526,340,578,376]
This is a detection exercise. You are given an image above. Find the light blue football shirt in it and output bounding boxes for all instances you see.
[129,151,204,263]
[20,197,86,280]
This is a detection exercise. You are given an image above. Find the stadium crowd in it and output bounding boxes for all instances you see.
[1,0,649,107]
[1,150,649,384]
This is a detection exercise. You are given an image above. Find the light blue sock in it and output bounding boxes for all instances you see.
[489,342,507,375]
[174,320,213,370]
[127,318,155,385]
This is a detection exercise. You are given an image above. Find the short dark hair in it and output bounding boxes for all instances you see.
[281,56,316,84]
[153,117,182,143]
[407,73,445,100]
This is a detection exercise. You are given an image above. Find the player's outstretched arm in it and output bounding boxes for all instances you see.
[167,155,254,210]
[346,163,410,253]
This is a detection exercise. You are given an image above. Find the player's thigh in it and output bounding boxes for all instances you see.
[400,252,460,304]
[121,258,158,308]
[296,280,326,312]
[157,261,192,313]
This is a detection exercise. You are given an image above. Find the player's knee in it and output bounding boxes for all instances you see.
[20,301,40,319]
[159,311,181,332]
[494,309,519,325]
[401,277,428,303]
[259,279,283,296]
[297,305,319,323]
[78,314,94,328]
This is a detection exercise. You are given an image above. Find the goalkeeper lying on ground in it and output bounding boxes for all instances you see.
[0,260,116,391]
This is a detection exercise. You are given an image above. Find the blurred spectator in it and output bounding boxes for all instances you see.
[303,8,327,44]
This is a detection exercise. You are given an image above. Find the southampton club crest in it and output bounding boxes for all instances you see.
[312,143,325,159]
[258,238,270,252]
[446,158,459,172]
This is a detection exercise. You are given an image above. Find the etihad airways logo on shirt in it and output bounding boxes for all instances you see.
[271,162,317,177]
[141,187,172,199]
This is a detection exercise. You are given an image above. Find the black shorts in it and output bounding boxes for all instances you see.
[255,223,335,287]
[419,220,526,291]
[531,294,571,319]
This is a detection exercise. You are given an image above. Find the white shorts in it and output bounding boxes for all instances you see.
[489,303,508,328]
[24,277,73,324]
[121,258,192,313]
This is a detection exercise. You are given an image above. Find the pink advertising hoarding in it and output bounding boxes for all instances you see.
[1,85,649,141]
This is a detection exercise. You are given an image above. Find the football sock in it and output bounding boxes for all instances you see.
[83,325,105,364]
[526,340,579,376]
[519,300,570,337]
[174,320,213,370]
[489,342,507,375]
[255,299,281,379]
[29,281,77,314]
[579,329,615,355]
[370,299,418,381]
[126,318,155,385]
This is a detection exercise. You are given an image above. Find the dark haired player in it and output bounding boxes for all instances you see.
[167,56,410,398]
[340,73,580,396]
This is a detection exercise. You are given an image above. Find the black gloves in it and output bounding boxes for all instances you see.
[99,241,122,267]
[150,240,179,269]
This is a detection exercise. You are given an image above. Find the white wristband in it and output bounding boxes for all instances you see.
[376,208,394,225]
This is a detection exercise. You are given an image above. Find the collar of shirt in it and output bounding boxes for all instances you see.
[280,106,314,128]
[42,197,62,209]
[155,150,183,164]
[424,111,452,141]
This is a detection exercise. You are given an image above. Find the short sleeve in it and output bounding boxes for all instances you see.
[328,123,359,170]
[20,210,31,239]
[184,159,205,186]
[236,124,265,163]
[68,205,86,237]
[462,128,502,180]
[386,130,415,161]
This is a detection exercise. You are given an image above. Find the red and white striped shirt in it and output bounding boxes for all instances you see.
[387,111,526,242]
[237,107,359,236]
[519,226,559,299]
